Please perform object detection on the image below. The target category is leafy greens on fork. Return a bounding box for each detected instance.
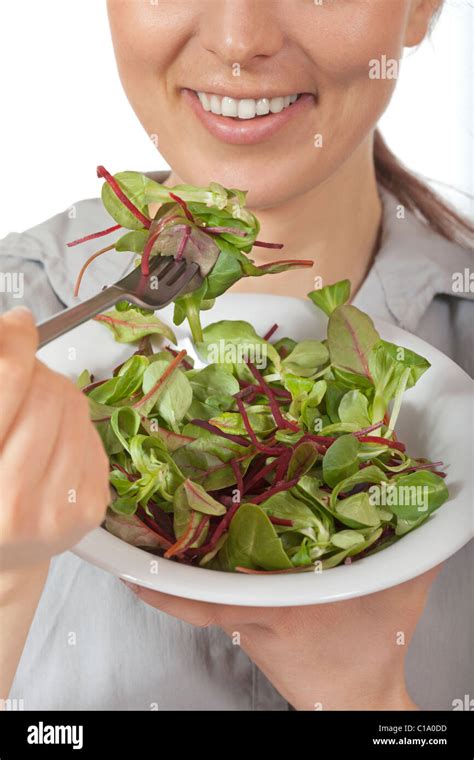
[69,166,313,343]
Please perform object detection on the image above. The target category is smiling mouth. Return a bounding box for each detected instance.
[183,88,314,145]
[195,91,301,120]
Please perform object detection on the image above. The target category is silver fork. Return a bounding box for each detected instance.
[37,256,201,348]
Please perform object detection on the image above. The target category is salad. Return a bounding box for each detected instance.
[71,168,449,573]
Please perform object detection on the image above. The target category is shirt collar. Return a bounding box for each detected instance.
[354,189,473,331]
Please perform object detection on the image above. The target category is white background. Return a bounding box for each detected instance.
[0,0,471,239]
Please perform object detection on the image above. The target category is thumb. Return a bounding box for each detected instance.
[119,580,220,627]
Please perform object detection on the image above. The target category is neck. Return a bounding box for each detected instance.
[162,134,382,298]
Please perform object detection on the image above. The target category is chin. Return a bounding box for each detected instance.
[166,147,325,211]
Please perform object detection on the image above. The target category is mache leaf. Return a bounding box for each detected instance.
[308,280,351,317]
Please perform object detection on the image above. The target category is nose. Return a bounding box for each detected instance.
[199,0,284,69]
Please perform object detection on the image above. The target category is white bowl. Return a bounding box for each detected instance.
[38,294,473,606]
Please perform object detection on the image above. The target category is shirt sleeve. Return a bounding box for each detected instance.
[0,198,133,314]
[0,251,66,321]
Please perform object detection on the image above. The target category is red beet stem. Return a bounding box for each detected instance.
[263,323,279,341]
[67,223,122,248]
[133,350,187,409]
[190,418,250,447]
[73,243,116,297]
[235,396,260,446]
[249,477,299,504]
[247,362,299,432]
[169,192,195,223]
[243,457,279,494]
[140,228,161,276]
[255,443,288,456]
[137,505,175,545]
[300,434,328,453]
[354,421,384,436]
[238,380,290,401]
[165,345,194,370]
[137,511,173,548]
[301,432,335,444]
[358,435,406,452]
[234,385,257,401]
[257,259,313,270]
[191,500,241,556]
[111,463,138,482]
[96,166,151,229]
[187,515,210,550]
[175,225,192,260]
[164,514,197,558]
[235,398,260,446]
[198,452,249,482]
[268,516,294,527]
[81,378,108,394]
[253,240,284,249]
[274,449,292,481]
[404,461,444,473]
[274,388,292,400]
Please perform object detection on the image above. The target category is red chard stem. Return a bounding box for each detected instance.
[97,165,151,229]
[263,323,279,341]
[67,224,122,248]
[253,240,284,249]
[169,192,195,223]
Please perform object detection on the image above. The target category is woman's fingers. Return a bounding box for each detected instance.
[119,564,446,638]
[119,581,283,631]
[0,307,38,444]
[120,583,222,628]
[35,389,110,542]
[1,362,66,486]
[0,325,111,569]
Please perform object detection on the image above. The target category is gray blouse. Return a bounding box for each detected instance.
[1,187,472,711]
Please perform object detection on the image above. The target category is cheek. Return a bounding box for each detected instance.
[300,3,410,145]
[107,1,193,102]
[302,2,409,83]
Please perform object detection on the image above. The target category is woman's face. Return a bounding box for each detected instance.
[107,0,435,208]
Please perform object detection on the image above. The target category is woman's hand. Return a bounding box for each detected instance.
[121,565,440,711]
[0,306,111,571]
[0,305,111,700]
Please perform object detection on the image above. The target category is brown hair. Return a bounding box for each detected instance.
[374,131,473,250]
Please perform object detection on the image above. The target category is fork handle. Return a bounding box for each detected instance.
[37,285,123,348]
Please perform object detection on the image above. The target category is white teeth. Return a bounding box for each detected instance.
[238,99,256,119]
[196,91,299,119]
[210,94,222,115]
[197,92,211,111]
[221,96,238,117]
[270,96,285,113]
[256,97,270,116]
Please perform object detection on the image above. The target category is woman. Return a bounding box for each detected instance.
[1,0,472,711]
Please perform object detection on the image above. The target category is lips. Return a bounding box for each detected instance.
[182,88,315,146]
